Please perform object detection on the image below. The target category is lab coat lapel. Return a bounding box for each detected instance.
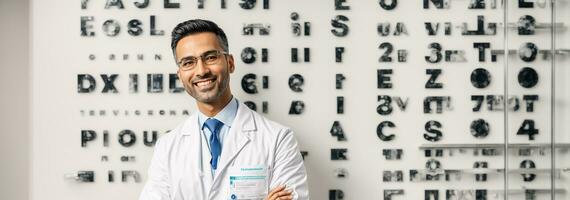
[180,113,207,180]
[213,103,256,183]
[181,113,215,199]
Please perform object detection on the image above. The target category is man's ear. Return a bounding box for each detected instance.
[228,55,235,73]
[228,54,235,73]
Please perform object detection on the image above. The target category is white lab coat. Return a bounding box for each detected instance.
[139,103,310,200]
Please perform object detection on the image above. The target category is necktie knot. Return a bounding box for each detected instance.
[204,118,224,134]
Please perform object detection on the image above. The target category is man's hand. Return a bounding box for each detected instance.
[265,185,293,200]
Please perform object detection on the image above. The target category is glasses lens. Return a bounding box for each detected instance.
[204,53,221,65]
[180,59,197,70]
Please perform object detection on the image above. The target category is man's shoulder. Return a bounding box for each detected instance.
[156,122,183,146]
[157,114,196,144]
[245,107,292,135]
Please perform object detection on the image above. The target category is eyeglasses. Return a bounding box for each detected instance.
[177,50,228,71]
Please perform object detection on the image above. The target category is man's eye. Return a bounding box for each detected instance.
[205,55,218,61]
[183,60,196,66]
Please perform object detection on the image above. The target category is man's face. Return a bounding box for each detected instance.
[175,32,235,104]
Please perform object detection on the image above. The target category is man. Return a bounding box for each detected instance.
[139,19,309,200]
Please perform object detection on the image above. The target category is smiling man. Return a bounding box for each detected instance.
[138,19,310,200]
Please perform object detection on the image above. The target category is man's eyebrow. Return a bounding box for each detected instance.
[178,50,219,62]
[201,49,220,55]
[178,56,195,63]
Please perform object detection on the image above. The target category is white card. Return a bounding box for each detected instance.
[229,166,269,200]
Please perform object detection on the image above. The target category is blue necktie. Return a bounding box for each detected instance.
[204,118,224,170]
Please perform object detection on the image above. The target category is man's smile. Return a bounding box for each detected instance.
[193,78,216,90]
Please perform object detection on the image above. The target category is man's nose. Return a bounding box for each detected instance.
[195,59,210,76]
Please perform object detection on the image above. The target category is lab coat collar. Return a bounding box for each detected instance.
[230,101,257,132]
[180,101,256,136]
[216,101,256,166]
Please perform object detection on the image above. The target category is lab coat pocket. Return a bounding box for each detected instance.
[228,166,269,200]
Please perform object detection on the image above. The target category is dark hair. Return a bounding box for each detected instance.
[170,19,229,57]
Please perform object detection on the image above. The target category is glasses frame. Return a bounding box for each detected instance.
[177,50,229,71]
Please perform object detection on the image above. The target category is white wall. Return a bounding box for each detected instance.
[26,0,570,199]
[1,0,568,199]
[0,0,30,200]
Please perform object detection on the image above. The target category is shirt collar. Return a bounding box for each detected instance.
[198,97,239,130]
